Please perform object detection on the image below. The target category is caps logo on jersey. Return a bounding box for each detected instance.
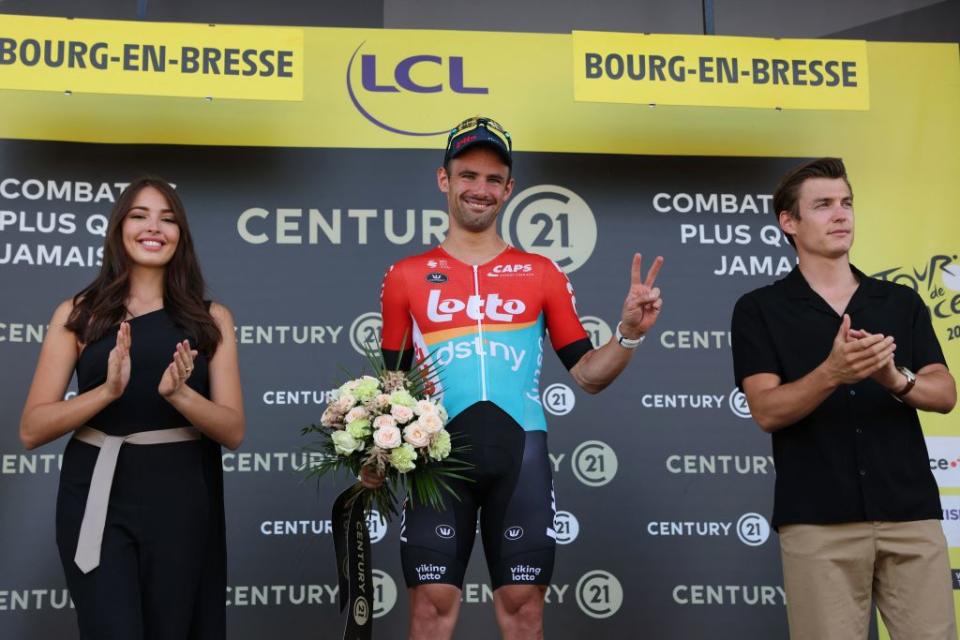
[487,263,534,278]
[426,272,448,283]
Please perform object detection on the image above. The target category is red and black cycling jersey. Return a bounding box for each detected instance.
[380,245,592,431]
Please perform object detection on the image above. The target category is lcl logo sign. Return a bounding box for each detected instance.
[359,54,487,95]
[347,42,490,136]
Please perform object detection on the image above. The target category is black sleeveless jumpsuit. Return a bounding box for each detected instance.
[56,309,227,639]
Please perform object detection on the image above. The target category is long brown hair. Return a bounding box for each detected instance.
[66,177,222,354]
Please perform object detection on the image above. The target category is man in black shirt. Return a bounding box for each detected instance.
[731,158,957,639]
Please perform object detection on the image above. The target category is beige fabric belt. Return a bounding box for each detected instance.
[72,425,201,574]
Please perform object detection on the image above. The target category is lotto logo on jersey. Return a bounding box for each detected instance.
[426,290,526,322]
[488,263,534,277]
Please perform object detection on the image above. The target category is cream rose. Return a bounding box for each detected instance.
[320,406,342,428]
[391,404,415,424]
[373,425,402,449]
[414,399,437,416]
[373,414,397,430]
[373,394,392,410]
[345,407,369,424]
[403,423,431,448]
[417,413,444,434]
[334,392,357,413]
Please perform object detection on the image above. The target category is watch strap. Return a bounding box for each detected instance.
[615,322,644,349]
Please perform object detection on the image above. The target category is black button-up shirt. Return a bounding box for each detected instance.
[731,265,945,528]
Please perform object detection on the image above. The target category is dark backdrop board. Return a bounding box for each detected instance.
[0,139,880,639]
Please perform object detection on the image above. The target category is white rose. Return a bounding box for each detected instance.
[417,413,444,434]
[373,394,392,410]
[331,430,362,456]
[373,425,402,449]
[345,407,369,424]
[373,414,397,430]
[391,405,414,424]
[414,399,437,416]
[334,392,357,413]
[403,423,431,448]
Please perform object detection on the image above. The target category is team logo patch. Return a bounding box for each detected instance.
[435,525,456,539]
[504,526,524,540]
[426,272,448,283]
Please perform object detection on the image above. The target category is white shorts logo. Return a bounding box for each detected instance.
[504,526,524,541]
[575,570,623,619]
[543,383,576,416]
[500,185,597,274]
[350,312,382,356]
[435,524,455,539]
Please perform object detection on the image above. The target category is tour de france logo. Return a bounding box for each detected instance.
[575,570,624,619]
[500,185,597,274]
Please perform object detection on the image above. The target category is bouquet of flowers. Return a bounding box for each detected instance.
[302,345,469,520]
[303,343,468,639]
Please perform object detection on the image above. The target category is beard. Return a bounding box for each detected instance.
[450,201,500,233]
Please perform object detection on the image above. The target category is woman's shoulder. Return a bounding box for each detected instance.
[208,301,235,324]
[52,297,78,324]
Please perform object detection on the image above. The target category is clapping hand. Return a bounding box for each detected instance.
[846,322,901,390]
[159,340,198,398]
[825,314,896,385]
[105,322,132,400]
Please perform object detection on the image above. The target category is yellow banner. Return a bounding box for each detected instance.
[572,32,870,110]
[0,15,303,100]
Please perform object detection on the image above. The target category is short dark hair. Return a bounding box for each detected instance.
[442,149,512,180]
[773,157,852,248]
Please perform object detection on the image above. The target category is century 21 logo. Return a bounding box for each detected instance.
[347,41,488,136]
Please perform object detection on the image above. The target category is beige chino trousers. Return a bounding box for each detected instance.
[779,520,956,640]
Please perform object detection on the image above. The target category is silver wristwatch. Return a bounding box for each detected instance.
[894,366,916,397]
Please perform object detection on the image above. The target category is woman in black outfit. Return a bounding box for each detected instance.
[20,177,244,639]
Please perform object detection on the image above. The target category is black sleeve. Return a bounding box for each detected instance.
[731,293,783,390]
[909,293,947,371]
[382,348,414,372]
[556,337,594,371]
